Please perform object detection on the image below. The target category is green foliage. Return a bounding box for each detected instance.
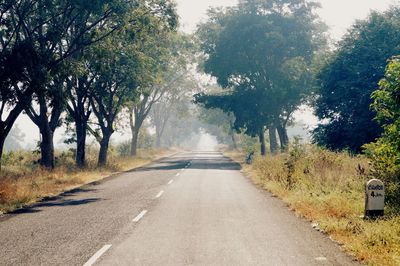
[0,0,179,168]
[365,58,400,210]
[196,0,326,153]
[0,0,137,168]
[313,8,400,152]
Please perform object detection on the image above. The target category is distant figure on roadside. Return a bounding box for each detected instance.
[246,151,254,164]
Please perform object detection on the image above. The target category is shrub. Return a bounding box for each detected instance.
[116,141,131,157]
[365,57,400,211]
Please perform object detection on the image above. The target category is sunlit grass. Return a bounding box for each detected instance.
[225,146,400,266]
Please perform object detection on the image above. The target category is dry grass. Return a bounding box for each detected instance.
[0,148,177,214]
[225,146,400,266]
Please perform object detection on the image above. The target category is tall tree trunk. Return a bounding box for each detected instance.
[277,124,289,152]
[67,76,92,168]
[231,133,237,149]
[26,91,62,170]
[130,126,140,156]
[259,128,266,156]
[229,121,237,149]
[98,132,111,167]
[129,106,145,156]
[269,127,278,154]
[39,123,55,169]
[156,133,162,148]
[75,120,87,168]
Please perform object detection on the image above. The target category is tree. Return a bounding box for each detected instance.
[0,1,40,168]
[128,33,189,156]
[89,2,177,165]
[195,87,270,154]
[65,59,95,168]
[196,0,325,155]
[65,1,167,167]
[160,102,203,148]
[313,8,400,152]
[364,57,400,209]
[88,31,145,166]
[149,65,197,148]
[0,0,129,169]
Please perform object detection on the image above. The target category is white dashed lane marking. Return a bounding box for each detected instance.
[155,190,164,198]
[83,245,112,266]
[168,179,174,185]
[132,210,148,222]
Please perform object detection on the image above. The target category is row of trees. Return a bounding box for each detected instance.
[4,0,400,170]
[194,0,326,155]
[0,0,187,169]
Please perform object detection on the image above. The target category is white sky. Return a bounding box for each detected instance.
[11,0,400,147]
[177,0,399,40]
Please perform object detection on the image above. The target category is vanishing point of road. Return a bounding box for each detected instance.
[0,151,358,265]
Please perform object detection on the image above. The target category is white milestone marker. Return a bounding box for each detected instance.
[365,179,385,217]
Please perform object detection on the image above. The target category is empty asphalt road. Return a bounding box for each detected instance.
[0,151,358,266]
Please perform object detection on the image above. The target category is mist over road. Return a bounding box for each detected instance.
[0,151,357,265]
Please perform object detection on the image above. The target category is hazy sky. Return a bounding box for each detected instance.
[177,0,399,40]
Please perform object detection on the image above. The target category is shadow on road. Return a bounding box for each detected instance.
[134,156,241,172]
[10,198,102,215]
[3,187,102,218]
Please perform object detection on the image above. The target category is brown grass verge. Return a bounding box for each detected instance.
[0,148,177,214]
[224,147,400,266]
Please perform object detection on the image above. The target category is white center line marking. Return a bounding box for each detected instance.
[132,210,148,222]
[155,190,164,198]
[83,244,112,266]
[168,179,174,185]
[315,257,327,261]
[181,168,185,172]
[175,173,180,177]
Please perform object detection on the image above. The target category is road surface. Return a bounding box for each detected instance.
[0,151,358,265]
